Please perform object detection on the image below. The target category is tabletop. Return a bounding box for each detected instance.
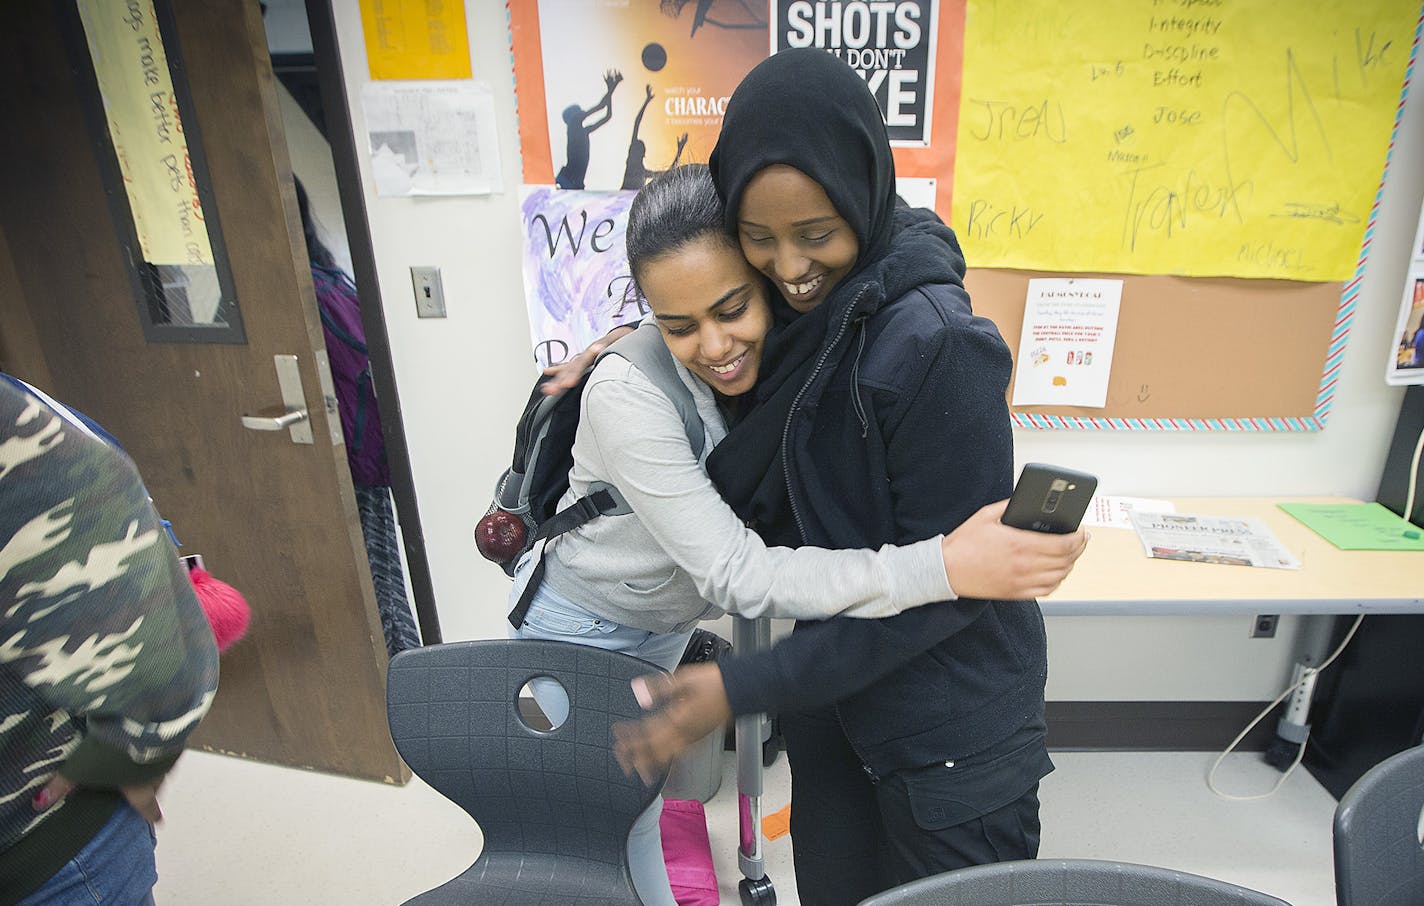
[1040,497,1423,616]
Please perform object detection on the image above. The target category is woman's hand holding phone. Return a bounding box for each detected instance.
[941,499,1089,600]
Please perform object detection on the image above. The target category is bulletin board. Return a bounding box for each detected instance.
[951,0,1423,430]
[506,0,1423,431]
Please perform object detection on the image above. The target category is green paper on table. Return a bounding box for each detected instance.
[1278,502,1424,551]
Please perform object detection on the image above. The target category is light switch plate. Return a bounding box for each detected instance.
[410,266,446,318]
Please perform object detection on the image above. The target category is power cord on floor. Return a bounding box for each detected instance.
[1208,419,1423,800]
[1403,415,1424,528]
[1206,613,1364,801]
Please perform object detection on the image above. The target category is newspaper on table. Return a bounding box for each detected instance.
[1128,511,1301,570]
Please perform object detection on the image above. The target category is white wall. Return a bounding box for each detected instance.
[328,2,1424,701]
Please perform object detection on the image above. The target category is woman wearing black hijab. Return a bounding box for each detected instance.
[618,49,1088,905]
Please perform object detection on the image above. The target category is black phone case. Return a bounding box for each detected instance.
[1001,463,1098,534]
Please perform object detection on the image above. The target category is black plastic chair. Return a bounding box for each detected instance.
[1334,743,1424,906]
[386,639,668,905]
[855,859,1291,905]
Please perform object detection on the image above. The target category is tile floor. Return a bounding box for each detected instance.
[151,747,1337,904]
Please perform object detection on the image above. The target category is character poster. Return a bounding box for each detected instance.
[512,0,769,193]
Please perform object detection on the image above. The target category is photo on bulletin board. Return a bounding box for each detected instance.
[1386,260,1424,386]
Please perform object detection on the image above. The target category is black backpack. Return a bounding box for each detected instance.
[476,324,705,627]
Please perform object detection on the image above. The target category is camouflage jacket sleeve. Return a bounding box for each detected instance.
[0,378,219,788]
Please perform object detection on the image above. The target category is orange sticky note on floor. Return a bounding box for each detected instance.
[762,804,791,841]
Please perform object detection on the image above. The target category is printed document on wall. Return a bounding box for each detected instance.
[361,81,501,196]
[1012,279,1123,408]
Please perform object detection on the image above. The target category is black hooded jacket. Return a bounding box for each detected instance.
[706,49,1048,776]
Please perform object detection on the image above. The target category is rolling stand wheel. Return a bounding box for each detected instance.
[739,875,776,905]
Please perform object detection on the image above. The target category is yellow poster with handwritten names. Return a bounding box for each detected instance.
[75,0,213,267]
[952,0,1419,281]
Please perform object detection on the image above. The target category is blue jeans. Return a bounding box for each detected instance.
[509,557,693,906]
[20,803,157,906]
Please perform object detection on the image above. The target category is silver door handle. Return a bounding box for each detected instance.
[241,355,315,444]
[241,409,308,431]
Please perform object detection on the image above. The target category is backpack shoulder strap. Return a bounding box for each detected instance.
[599,323,705,459]
[503,326,707,628]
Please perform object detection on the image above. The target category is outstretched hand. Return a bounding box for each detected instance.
[941,499,1089,600]
[613,663,730,785]
[33,772,165,824]
[539,324,637,397]
[605,69,624,90]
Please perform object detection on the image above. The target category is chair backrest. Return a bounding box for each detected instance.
[1334,743,1424,906]
[386,639,667,870]
[856,859,1291,906]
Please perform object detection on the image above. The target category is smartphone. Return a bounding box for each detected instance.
[1001,463,1098,534]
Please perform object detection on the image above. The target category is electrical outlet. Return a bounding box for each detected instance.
[1251,613,1279,638]
[410,266,446,318]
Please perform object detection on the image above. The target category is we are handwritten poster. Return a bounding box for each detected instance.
[518,187,642,369]
[953,0,1418,281]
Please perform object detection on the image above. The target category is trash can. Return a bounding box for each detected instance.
[662,629,730,802]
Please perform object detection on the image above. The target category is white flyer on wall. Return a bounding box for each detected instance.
[361,81,502,196]
[1011,278,1123,408]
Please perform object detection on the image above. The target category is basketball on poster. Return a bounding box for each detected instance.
[521,0,768,192]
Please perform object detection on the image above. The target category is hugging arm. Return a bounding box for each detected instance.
[540,324,637,396]
[581,368,954,621]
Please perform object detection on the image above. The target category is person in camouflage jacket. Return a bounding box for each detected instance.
[0,375,219,904]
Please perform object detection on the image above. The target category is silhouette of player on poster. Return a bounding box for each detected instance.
[555,69,623,190]
[621,84,688,190]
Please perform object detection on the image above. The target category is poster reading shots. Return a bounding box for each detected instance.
[770,1,939,146]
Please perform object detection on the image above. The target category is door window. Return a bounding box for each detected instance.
[69,0,245,343]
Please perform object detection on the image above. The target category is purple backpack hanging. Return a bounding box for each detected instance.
[312,265,389,487]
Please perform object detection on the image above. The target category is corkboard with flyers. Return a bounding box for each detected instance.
[969,271,1340,429]
[947,1,1424,431]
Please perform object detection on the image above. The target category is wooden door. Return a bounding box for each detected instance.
[0,0,406,782]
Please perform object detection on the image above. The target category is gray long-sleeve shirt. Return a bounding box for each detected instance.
[541,355,954,633]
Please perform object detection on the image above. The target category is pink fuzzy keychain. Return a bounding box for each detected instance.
[186,563,250,652]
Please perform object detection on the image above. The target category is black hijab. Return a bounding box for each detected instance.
[709,48,898,268]
[704,49,905,543]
